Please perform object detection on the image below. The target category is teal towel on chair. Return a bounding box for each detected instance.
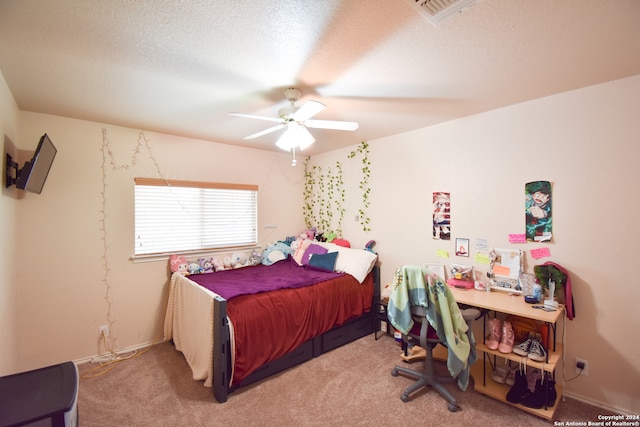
[387,265,476,391]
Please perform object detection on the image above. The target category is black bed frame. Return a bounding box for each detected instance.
[211,264,380,402]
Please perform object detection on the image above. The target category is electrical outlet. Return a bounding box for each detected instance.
[575,358,588,376]
[99,325,109,338]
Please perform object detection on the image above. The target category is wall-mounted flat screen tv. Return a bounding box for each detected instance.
[16,133,57,194]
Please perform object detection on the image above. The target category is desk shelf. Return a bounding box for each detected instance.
[373,299,392,340]
[476,342,563,372]
[449,287,564,420]
[470,361,563,420]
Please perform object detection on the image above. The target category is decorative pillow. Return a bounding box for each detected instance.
[292,239,312,265]
[301,244,328,265]
[332,238,351,248]
[315,242,378,283]
[308,251,338,271]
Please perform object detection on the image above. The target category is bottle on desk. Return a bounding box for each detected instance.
[533,283,542,303]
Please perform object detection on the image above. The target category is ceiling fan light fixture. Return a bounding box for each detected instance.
[275,122,315,151]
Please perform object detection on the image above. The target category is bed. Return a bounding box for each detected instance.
[163,241,380,403]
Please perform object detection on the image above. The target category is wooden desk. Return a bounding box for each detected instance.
[448,287,564,420]
[449,287,562,324]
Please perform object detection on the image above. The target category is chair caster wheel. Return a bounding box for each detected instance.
[391,369,399,377]
[401,394,410,402]
[448,403,459,412]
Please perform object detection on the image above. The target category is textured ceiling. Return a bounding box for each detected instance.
[1,0,639,155]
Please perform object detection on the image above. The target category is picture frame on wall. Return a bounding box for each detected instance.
[455,238,469,257]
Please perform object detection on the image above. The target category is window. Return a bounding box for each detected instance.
[134,178,258,256]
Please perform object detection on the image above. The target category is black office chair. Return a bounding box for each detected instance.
[389,266,481,412]
[391,305,478,411]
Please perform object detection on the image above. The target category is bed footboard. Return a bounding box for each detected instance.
[212,295,230,403]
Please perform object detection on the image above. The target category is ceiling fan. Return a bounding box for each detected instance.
[229,88,359,156]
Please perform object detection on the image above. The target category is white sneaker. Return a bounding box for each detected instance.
[492,365,509,384]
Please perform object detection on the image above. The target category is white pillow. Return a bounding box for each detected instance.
[316,242,378,283]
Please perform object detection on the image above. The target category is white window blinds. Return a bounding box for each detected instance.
[134,178,258,256]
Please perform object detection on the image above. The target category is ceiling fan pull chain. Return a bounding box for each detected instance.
[291,146,297,166]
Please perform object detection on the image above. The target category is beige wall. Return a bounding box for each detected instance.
[312,74,640,415]
[0,70,20,373]
[1,70,638,414]
[2,106,306,373]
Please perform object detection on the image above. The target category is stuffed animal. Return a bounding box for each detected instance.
[290,238,302,252]
[246,248,262,266]
[299,227,316,241]
[213,256,233,271]
[261,241,294,266]
[213,257,226,272]
[198,257,215,273]
[230,252,248,269]
[169,254,189,275]
[365,240,377,253]
[322,232,337,243]
[188,262,203,275]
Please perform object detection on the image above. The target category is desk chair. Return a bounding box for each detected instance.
[387,265,479,411]
[391,306,479,411]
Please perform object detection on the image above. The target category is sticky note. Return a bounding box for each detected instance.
[436,249,449,258]
[493,265,510,276]
[509,234,526,243]
[530,247,551,259]
[475,253,490,264]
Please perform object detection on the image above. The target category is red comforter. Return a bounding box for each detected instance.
[190,258,374,385]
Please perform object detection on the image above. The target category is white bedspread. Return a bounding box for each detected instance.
[164,272,233,387]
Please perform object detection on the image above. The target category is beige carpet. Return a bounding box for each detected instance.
[78,334,610,426]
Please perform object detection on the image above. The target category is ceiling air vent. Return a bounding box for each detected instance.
[405,0,481,26]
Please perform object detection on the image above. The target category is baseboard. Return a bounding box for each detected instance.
[74,339,165,365]
[562,390,632,416]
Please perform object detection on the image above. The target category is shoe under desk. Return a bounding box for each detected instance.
[449,287,564,420]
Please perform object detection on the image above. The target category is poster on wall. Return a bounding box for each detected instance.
[433,192,451,240]
[525,180,552,242]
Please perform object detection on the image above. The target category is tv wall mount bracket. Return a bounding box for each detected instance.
[5,153,21,188]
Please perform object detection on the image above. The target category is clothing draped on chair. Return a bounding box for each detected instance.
[387,265,477,391]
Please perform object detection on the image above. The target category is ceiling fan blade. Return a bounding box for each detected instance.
[298,126,316,150]
[229,112,283,123]
[244,124,286,140]
[304,119,359,131]
[292,100,325,122]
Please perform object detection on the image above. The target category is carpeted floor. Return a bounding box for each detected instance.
[77,334,612,426]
